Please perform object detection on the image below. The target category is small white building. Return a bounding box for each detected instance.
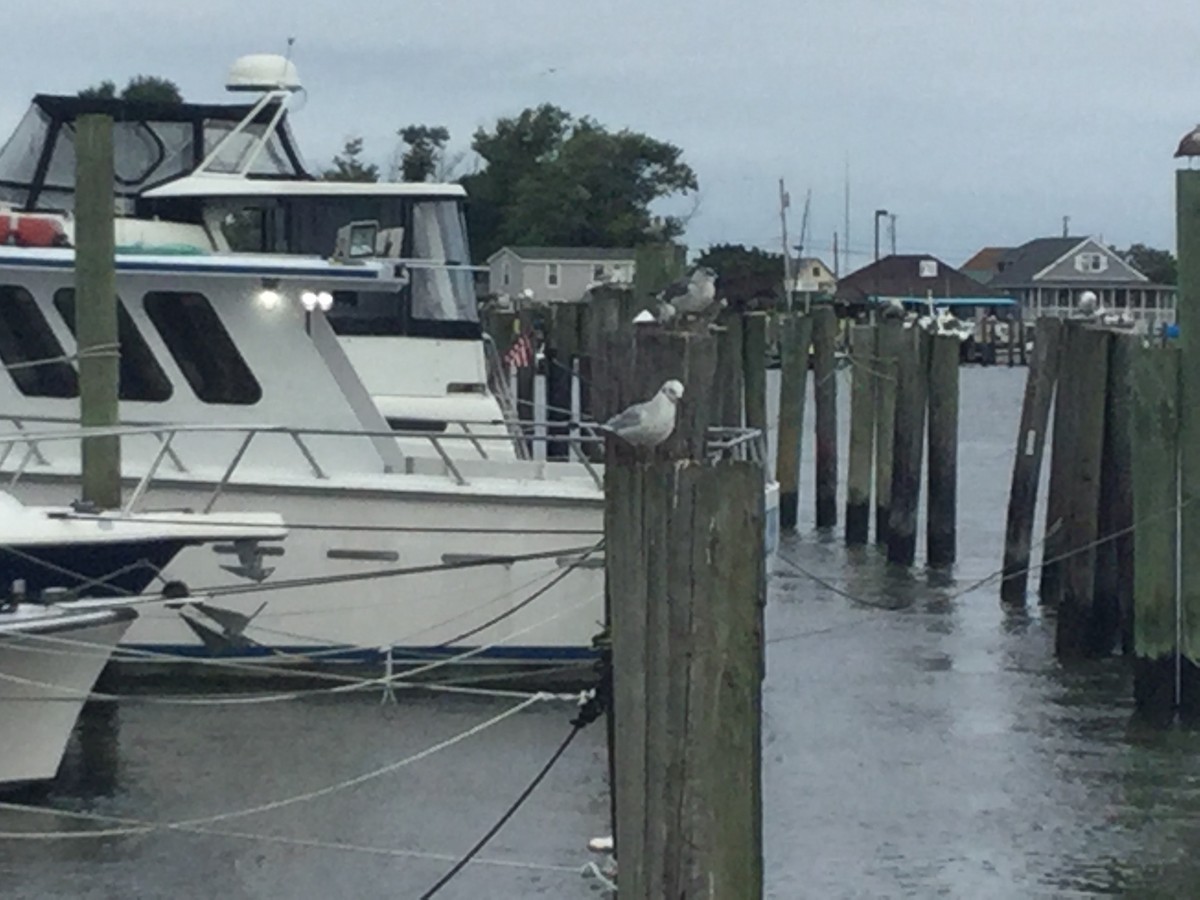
[487,246,636,303]
[791,256,837,294]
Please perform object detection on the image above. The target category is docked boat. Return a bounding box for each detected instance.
[0,491,285,786]
[0,54,780,679]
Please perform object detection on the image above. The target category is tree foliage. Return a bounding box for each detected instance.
[321,137,379,183]
[79,76,182,104]
[1116,243,1176,285]
[695,243,785,308]
[396,125,450,182]
[460,104,697,261]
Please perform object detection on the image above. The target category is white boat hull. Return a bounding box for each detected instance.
[0,607,135,786]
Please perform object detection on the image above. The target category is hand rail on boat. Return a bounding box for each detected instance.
[0,414,767,508]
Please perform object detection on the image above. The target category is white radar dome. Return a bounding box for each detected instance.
[226,55,302,92]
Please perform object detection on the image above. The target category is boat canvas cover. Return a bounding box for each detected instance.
[0,95,309,212]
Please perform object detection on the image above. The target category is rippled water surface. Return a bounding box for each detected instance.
[5,367,1200,899]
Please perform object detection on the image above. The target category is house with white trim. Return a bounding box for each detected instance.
[486,246,636,303]
[962,236,1176,328]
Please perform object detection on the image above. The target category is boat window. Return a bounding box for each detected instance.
[411,201,477,324]
[52,290,172,402]
[326,291,404,336]
[143,292,261,405]
[0,285,78,398]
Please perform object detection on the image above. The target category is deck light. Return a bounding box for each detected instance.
[301,291,319,311]
[317,291,334,311]
[258,278,282,310]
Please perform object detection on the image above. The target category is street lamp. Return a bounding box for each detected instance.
[874,209,889,262]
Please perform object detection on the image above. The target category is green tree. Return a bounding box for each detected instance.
[695,244,785,309]
[396,124,450,182]
[78,80,117,100]
[460,104,697,261]
[321,137,379,183]
[1117,243,1177,285]
[78,76,182,104]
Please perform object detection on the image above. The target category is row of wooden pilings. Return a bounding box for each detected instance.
[1000,171,1200,727]
[483,298,963,567]
[481,287,964,896]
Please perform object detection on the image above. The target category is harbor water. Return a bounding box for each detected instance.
[4,367,1200,898]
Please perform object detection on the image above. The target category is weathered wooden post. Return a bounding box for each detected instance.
[926,333,960,567]
[1001,318,1064,605]
[1095,332,1135,654]
[76,114,120,508]
[1055,326,1111,659]
[887,327,930,566]
[545,303,581,461]
[775,313,812,531]
[1132,345,1180,723]
[577,302,594,422]
[873,320,904,544]
[1039,322,1081,606]
[1177,167,1200,720]
[606,325,764,898]
[515,306,537,453]
[845,324,875,544]
[743,312,768,434]
[812,305,838,528]
[713,310,744,427]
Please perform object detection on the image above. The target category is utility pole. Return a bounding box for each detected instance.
[832,232,839,279]
[75,114,120,509]
[1062,215,1070,238]
[889,214,897,255]
[843,158,851,278]
[779,178,792,305]
[874,209,889,263]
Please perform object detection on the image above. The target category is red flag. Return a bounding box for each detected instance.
[503,332,535,369]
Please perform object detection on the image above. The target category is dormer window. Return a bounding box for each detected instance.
[1075,252,1107,273]
[546,263,560,287]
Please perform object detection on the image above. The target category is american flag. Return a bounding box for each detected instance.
[503,331,535,369]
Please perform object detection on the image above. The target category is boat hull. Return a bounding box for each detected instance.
[0,607,136,786]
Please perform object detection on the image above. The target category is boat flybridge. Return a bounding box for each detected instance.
[0,55,779,679]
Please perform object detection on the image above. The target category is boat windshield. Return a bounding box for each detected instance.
[411,201,475,323]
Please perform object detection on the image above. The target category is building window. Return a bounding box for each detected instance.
[593,264,605,280]
[53,289,172,402]
[502,262,510,287]
[546,263,560,287]
[144,292,261,405]
[0,285,78,398]
[1074,252,1108,274]
[812,266,821,278]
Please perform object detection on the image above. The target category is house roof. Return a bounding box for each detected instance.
[795,256,834,274]
[488,246,637,263]
[988,237,1084,286]
[834,254,1010,303]
[960,246,1010,279]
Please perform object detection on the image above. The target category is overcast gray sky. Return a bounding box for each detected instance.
[8,1,1199,268]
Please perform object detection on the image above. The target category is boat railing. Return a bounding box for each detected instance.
[0,415,767,512]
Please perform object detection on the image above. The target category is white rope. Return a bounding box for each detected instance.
[0,794,580,876]
[0,694,545,840]
[1,343,120,372]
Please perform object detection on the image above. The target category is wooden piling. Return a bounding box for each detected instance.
[887,328,930,566]
[1039,321,1081,606]
[606,327,763,897]
[873,321,904,544]
[1055,326,1111,660]
[742,312,768,434]
[926,333,959,567]
[1001,318,1064,605]
[845,324,875,544]
[713,311,744,428]
[515,306,536,452]
[75,114,120,509]
[1132,345,1181,723]
[812,305,838,528]
[775,313,812,531]
[1177,168,1200,720]
[1096,332,1135,654]
[545,303,581,461]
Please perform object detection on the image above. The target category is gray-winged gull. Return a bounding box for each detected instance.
[597,379,684,447]
[655,267,720,322]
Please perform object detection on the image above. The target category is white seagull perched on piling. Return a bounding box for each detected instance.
[654,267,720,323]
[596,379,685,447]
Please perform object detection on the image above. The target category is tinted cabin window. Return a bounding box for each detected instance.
[143,292,261,405]
[53,289,172,402]
[0,285,78,398]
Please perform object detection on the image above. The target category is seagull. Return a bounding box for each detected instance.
[657,267,718,319]
[1175,124,1200,162]
[595,379,684,447]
